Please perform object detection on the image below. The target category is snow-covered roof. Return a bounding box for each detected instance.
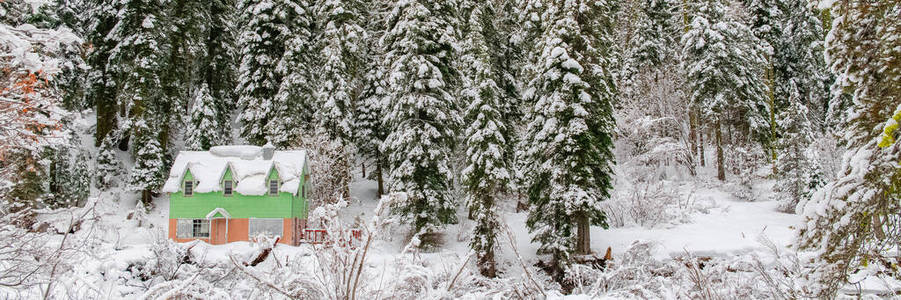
[161,146,308,196]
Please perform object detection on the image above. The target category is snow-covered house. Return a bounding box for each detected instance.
[162,144,311,245]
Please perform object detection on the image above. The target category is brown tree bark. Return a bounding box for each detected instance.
[478,247,497,278]
[716,120,725,181]
[376,151,384,196]
[575,214,591,255]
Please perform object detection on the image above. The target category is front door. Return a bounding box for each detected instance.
[212,219,228,244]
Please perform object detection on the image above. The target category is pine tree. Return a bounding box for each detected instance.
[85,0,120,146]
[631,0,677,71]
[381,0,462,249]
[186,84,223,151]
[206,0,239,129]
[519,0,617,277]
[96,135,122,190]
[107,0,170,149]
[778,0,826,124]
[353,0,391,196]
[316,0,366,145]
[269,0,316,147]
[795,0,900,297]
[129,119,166,206]
[236,0,307,145]
[681,0,767,181]
[47,143,91,208]
[460,2,510,278]
[773,84,824,213]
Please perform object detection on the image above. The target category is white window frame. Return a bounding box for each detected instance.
[184,180,194,197]
[268,179,279,196]
[223,180,233,196]
[249,218,283,238]
[176,219,209,238]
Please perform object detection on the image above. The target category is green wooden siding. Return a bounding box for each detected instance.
[169,166,309,219]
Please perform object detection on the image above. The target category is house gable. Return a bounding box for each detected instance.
[165,146,310,219]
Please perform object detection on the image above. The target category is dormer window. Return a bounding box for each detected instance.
[184,181,194,196]
[224,180,233,196]
[269,180,278,196]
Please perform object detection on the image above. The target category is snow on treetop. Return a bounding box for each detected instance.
[161,146,308,196]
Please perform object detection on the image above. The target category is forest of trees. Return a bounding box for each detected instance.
[0,0,898,296]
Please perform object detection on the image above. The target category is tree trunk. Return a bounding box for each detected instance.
[575,214,591,255]
[375,151,384,196]
[95,94,118,147]
[689,110,698,175]
[478,246,497,278]
[141,189,153,206]
[716,120,725,181]
[699,129,706,167]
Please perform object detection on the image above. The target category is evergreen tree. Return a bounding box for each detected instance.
[186,84,223,151]
[778,0,826,124]
[519,0,617,277]
[47,143,91,208]
[129,119,166,206]
[269,0,316,147]
[85,0,120,146]
[96,134,122,189]
[316,0,367,145]
[773,84,824,213]
[107,0,171,204]
[353,0,391,196]
[681,0,767,181]
[381,0,462,249]
[236,0,306,145]
[631,0,677,71]
[460,2,510,278]
[795,0,900,297]
[206,0,239,129]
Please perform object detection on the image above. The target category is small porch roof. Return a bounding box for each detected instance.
[205,207,231,219]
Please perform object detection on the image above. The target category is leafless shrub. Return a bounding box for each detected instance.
[604,180,694,228]
[296,131,355,206]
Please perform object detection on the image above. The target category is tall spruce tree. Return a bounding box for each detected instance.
[773,84,824,213]
[631,0,677,71]
[269,0,315,147]
[519,0,617,277]
[85,0,120,146]
[129,118,166,206]
[461,2,510,278]
[795,0,900,297]
[186,84,223,150]
[107,0,171,204]
[206,0,239,131]
[681,0,767,181]
[381,0,462,249]
[316,0,366,144]
[236,0,298,145]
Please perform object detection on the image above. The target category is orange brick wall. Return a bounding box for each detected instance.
[169,218,300,245]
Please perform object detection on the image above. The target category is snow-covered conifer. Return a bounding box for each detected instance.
[773,84,824,213]
[681,0,767,180]
[795,0,900,297]
[519,0,617,276]
[129,119,166,206]
[237,0,309,146]
[186,84,223,151]
[631,0,677,71]
[268,0,315,147]
[380,0,462,249]
[96,135,122,190]
[316,0,367,145]
[206,0,240,124]
[460,2,510,278]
